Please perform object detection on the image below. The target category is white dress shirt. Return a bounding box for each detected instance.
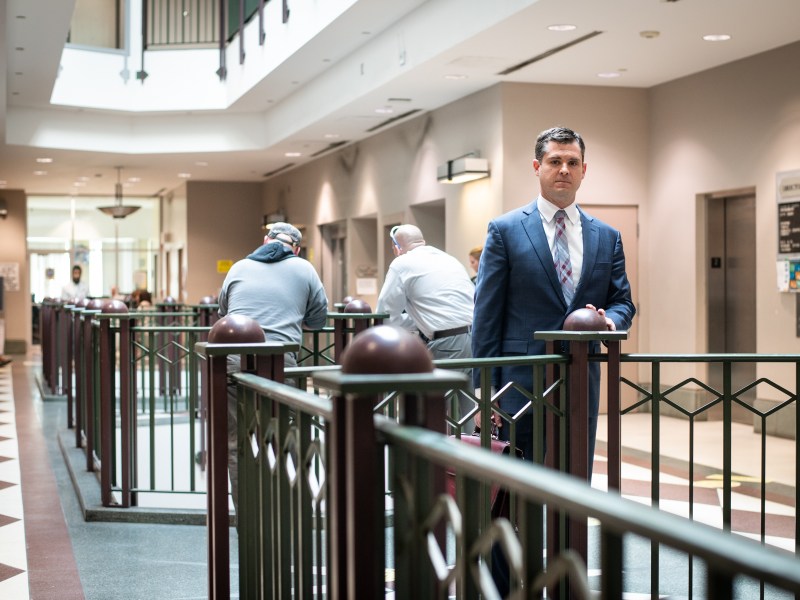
[537,196,583,289]
[376,245,474,340]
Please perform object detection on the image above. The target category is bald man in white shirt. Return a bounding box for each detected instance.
[377,224,475,428]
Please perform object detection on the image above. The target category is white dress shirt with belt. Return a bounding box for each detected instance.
[376,245,474,340]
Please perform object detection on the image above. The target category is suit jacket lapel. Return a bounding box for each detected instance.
[522,202,565,303]
[577,207,599,298]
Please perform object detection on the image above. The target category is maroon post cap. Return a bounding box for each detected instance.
[341,325,433,374]
[208,314,266,344]
[199,295,217,305]
[344,298,372,313]
[341,295,354,305]
[102,299,129,314]
[73,298,90,308]
[162,296,177,304]
[563,307,608,331]
[86,298,106,311]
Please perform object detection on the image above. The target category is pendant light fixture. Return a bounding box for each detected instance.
[98,166,140,218]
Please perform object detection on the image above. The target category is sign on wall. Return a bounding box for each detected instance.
[776,170,800,292]
[0,263,20,292]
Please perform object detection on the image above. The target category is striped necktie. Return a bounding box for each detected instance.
[553,209,575,305]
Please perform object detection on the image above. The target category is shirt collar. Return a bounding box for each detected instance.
[537,196,580,224]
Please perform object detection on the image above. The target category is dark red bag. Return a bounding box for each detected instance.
[446,433,523,519]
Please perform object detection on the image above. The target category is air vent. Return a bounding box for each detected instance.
[263,163,295,177]
[366,109,422,133]
[498,31,603,76]
[311,141,348,157]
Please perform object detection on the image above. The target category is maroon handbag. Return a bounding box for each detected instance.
[446,432,523,519]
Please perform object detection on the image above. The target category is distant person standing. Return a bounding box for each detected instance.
[61,265,89,301]
[468,246,482,284]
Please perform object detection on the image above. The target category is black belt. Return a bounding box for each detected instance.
[420,325,471,343]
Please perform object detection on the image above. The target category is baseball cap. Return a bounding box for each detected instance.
[267,222,302,245]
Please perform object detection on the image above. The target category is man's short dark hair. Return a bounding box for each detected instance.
[534,126,585,162]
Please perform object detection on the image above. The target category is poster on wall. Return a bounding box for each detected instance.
[776,170,800,291]
[777,170,800,255]
[0,263,20,292]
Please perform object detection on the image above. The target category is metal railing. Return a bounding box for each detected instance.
[199,340,800,599]
[144,0,221,47]
[39,302,799,596]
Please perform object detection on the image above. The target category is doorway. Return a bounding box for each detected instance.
[706,190,757,422]
[320,221,348,305]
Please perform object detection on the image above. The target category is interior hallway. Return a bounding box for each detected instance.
[0,349,795,598]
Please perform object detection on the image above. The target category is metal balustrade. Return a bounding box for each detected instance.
[200,341,800,599]
[38,302,799,596]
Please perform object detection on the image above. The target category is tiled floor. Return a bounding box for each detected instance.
[0,355,796,598]
[594,413,796,552]
[0,362,29,598]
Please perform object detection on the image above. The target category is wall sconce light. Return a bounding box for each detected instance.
[437,153,490,184]
[0,197,7,219]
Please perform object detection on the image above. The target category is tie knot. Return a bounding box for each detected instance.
[555,209,567,222]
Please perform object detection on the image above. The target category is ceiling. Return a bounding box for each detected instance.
[2,0,799,198]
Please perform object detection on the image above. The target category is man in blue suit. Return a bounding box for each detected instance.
[472,126,636,473]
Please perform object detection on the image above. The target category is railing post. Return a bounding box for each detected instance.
[535,324,628,599]
[71,300,89,445]
[83,300,104,472]
[312,325,467,600]
[328,303,388,364]
[196,314,296,600]
[606,340,622,492]
[98,300,129,507]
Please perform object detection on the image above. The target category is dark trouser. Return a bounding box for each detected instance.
[427,331,474,432]
[226,353,297,516]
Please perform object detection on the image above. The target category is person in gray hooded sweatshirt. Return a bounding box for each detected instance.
[218,222,329,513]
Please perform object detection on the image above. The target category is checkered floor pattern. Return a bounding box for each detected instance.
[0,363,29,598]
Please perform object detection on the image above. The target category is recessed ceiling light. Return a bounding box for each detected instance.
[36,157,53,163]
[703,34,731,42]
[178,172,192,178]
[73,181,86,187]
[597,71,622,78]
[127,176,141,183]
[195,161,208,167]
[33,170,47,176]
[443,74,467,80]
[285,152,302,157]
[77,176,90,181]
[548,24,577,32]
[374,107,394,114]
[324,133,340,139]
[640,30,660,39]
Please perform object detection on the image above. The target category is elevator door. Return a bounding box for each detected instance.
[707,193,756,422]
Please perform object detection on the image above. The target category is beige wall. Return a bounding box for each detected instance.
[182,181,264,303]
[0,190,31,352]
[261,82,649,299]
[647,41,800,398]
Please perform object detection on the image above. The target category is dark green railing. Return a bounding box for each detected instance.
[40,300,799,596]
[210,346,800,599]
[615,353,800,598]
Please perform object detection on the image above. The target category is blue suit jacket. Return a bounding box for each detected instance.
[472,201,636,446]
